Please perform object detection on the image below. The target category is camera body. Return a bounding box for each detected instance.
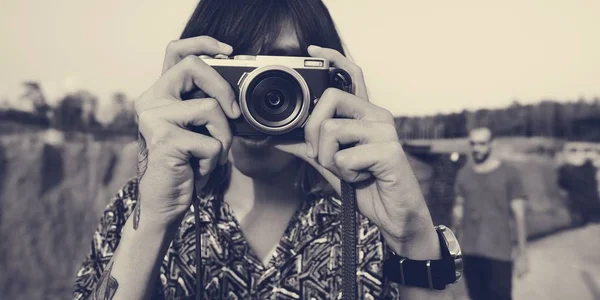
[188,55,352,138]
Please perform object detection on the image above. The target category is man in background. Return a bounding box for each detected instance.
[452,127,529,300]
[558,141,600,225]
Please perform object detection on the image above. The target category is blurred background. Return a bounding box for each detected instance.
[1,1,599,299]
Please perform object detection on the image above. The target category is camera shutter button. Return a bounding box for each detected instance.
[233,55,256,60]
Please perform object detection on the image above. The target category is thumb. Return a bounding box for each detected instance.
[274,141,341,193]
[274,140,311,162]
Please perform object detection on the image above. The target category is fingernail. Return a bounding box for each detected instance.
[231,102,241,118]
[308,45,321,52]
[306,143,314,158]
[218,42,233,53]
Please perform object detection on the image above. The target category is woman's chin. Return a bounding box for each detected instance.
[229,139,298,179]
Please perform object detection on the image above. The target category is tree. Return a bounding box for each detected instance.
[107,92,136,135]
[53,90,102,132]
[21,81,50,117]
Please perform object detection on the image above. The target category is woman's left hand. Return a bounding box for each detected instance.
[276,45,440,258]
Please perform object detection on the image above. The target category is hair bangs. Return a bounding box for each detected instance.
[180,0,344,56]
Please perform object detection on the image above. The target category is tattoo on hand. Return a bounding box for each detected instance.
[93,260,119,300]
[134,131,149,230]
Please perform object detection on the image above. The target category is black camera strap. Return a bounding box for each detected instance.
[193,196,204,300]
[335,69,358,300]
[340,180,358,300]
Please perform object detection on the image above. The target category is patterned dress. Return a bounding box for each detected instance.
[73,178,402,299]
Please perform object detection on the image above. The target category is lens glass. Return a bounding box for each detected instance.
[245,70,304,128]
[265,90,285,110]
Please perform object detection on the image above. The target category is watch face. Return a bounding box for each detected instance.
[454,256,464,282]
[436,225,463,282]
[436,225,462,256]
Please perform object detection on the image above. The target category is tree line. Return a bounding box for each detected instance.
[0,82,136,137]
[3,81,599,142]
[395,98,600,142]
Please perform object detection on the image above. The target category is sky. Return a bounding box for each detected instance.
[0,0,599,116]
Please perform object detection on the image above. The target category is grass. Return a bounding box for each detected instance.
[0,131,136,300]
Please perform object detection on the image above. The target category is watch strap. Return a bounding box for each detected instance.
[382,227,458,290]
[382,255,457,290]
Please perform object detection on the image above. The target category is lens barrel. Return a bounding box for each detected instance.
[239,66,310,135]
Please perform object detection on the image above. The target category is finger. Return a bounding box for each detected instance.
[304,88,394,158]
[153,55,240,119]
[317,119,398,173]
[148,126,222,177]
[307,45,368,100]
[139,98,232,164]
[333,142,404,183]
[174,129,222,177]
[162,36,233,74]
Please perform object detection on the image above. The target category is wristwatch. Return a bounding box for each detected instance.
[382,225,463,290]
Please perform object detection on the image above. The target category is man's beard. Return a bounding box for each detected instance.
[472,151,491,164]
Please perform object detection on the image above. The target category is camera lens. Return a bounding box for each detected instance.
[265,90,284,110]
[245,70,304,128]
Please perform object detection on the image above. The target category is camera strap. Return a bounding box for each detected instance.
[335,68,358,300]
[193,197,204,300]
[340,180,358,300]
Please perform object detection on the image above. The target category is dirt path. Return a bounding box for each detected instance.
[451,224,600,300]
[514,224,600,300]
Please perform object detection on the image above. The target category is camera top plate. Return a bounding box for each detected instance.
[200,55,330,70]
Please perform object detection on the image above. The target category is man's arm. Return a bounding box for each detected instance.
[452,196,464,232]
[452,174,465,233]
[506,163,529,277]
[511,198,528,261]
[510,193,529,278]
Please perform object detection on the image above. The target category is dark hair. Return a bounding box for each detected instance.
[182,0,343,198]
[180,0,345,56]
[469,127,494,142]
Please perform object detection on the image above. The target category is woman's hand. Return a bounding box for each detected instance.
[276,45,439,258]
[133,36,240,229]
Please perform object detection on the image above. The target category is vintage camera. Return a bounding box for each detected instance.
[186,55,352,138]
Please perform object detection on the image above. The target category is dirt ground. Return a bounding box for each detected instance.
[450,223,600,300]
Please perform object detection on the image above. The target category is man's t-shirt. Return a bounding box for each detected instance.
[558,161,600,222]
[73,178,403,299]
[455,161,526,262]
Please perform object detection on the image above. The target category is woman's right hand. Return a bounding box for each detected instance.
[133,36,241,229]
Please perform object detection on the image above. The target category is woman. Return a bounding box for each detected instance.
[73,0,453,299]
